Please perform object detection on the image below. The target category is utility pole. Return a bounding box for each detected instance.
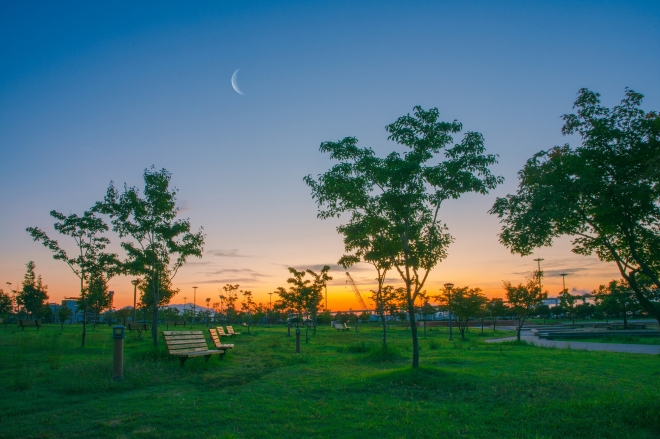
[192,286,198,319]
[533,258,544,290]
[560,273,568,293]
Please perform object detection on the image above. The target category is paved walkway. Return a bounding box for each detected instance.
[484,333,660,355]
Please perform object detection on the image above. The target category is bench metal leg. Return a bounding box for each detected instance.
[204,355,211,363]
[179,357,188,367]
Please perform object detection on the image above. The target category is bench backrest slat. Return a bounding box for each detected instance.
[162,331,211,354]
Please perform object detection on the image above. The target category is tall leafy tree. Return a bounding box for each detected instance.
[490,89,660,323]
[27,210,119,346]
[95,167,205,346]
[306,106,502,367]
[57,306,72,329]
[558,290,578,325]
[16,261,49,318]
[503,278,547,341]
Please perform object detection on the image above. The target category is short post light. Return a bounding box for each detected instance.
[295,327,301,353]
[112,325,126,381]
[444,283,454,341]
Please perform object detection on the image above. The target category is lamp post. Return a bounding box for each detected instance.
[444,283,454,341]
[112,325,125,380]
[192,286,198,323]
[131,279,139,323]
[534,258,544,290]
[206,298,211,327]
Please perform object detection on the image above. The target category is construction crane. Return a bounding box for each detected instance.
[345,272,368,310]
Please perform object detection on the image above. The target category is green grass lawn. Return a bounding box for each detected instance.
[1,322,659,439]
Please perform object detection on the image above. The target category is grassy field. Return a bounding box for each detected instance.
[1,322,659,439]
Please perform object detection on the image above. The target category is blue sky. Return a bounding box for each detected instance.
[1,1,658,308]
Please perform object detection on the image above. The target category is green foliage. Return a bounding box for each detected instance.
[503,278,547,340]
[306,106,502,368]
[275,266,331,322]
[27,209,120,347]
[95,167,205,345]
[0,289,14,316]
[15,261,49,318]
[491,88,660,322]
[56,306,72,328]
[436,285,487,340]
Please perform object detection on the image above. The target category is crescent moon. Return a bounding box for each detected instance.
[231,69,244,95]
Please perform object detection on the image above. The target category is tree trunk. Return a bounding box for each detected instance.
[407,295,420,368]
[151,266,159,347]
[481,317,484,334]
[81,277,86,348]
[381,312,387,348]
[517,317,522,342]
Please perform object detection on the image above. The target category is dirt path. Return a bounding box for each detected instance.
[484,333,660,355]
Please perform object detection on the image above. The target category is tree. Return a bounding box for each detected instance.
[0,289,14,319]
[27,210,120,347]
[487,298,508,332]
[535,303,551,324]
[559,290,579,326]
[114,307,132,323]
[84,273,111,327]
[306,106,502,368]
[594,279,639,326]
[436,286,486,340]
[490,88,660,324]
[57,306,72,329]
[503,278,547,341]
[16,262,49,318]
[222,284,240,324]
[275,266,331,331]
[95,167,205,346]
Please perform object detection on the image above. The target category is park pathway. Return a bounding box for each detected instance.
[484,331,660,355]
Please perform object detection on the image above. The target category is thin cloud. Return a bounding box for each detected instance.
[193,278,267,284]
[200,268,269,278]
[207,249,250,258]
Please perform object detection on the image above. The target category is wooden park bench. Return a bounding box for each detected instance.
[18,319,42,330]
[216,326,229,337]
[226,326,240,336]
[164,320,186,329]
[162,331,225,367]
[334,323,349,331]
[208,328,235,350]
[126,322,149,337]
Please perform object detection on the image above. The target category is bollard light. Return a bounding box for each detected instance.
[113,325,125,339]
[112,325,125,381]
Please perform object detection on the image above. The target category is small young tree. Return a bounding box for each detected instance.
[487,298,508,331]
[95,167,204,346]
[436,286,486,340]
[0,289,14,320]
[114,307,132,323]
[84,274,111,327]
[16,262,49,318]
[535,304,551,324]
[594,280,638,326]
[27,210,119,347]
[559,290,578,326]
[220,284,239,324]
[57,306,72,329]
[504,279,547,341]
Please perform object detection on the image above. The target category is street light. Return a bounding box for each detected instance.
[131,279,140,323]
[533,258,544,290]
[444,283,454,341]
[205,298,211,327]
[219,295,225,324]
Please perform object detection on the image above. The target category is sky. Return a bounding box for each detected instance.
[1,0,659,311]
